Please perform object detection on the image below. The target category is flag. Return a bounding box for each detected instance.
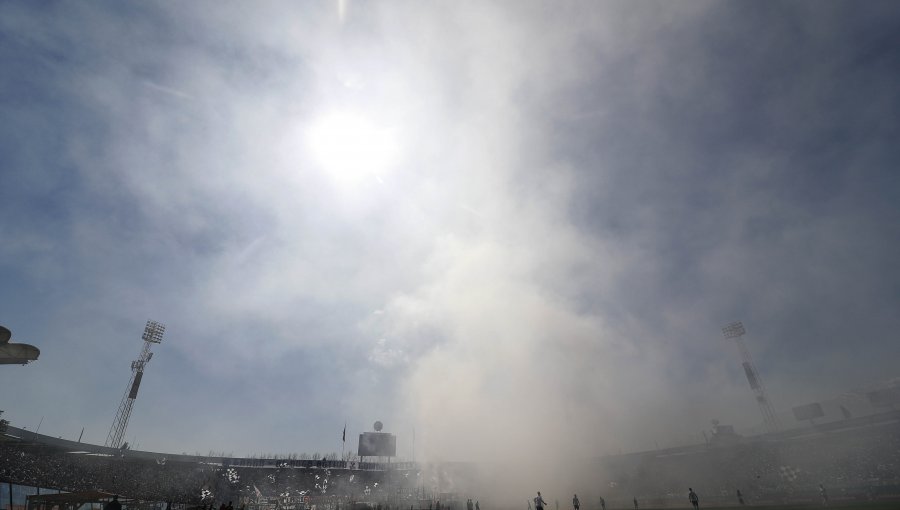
[342,423,346,442]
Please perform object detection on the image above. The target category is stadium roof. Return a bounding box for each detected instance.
[27,491,119,504]
[0,325,40,365]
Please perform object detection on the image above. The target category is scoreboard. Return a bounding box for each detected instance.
[358,432,397,457]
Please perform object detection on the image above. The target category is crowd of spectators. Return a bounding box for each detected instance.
[0,443,418,506]
[0,444,216,503]
[3,418,898,508]
[599,420,900,505]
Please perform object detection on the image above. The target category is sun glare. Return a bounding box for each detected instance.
[306,112,399,184]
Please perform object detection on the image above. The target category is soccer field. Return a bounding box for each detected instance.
[618,504,900,510]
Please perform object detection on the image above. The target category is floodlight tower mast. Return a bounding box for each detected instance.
[105,320,166,449]
[722,321,780,433]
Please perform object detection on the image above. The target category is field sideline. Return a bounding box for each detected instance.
[583,504,900,510]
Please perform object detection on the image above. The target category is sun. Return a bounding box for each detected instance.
[306,111,399,184]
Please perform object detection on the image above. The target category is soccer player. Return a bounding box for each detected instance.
[688,488,699,510]
[534,492,548,510]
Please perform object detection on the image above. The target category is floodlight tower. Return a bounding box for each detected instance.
[105,320,166,449]
[722,321,780,433]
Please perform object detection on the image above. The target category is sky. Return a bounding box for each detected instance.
[1,1,899,464]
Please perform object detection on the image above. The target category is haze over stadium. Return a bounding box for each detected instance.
[2,0,900,505]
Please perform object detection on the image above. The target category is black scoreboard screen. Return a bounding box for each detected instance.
[358,432,396,457]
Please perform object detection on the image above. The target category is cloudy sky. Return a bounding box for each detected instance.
[1,1,898,462]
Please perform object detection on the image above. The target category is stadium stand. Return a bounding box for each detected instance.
[1,427,421,507]
[597,411,900,507]
[2,411,899,508]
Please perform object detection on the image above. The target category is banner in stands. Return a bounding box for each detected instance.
[867,387,900,407]
[792,402,825,421]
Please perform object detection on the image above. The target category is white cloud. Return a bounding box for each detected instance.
[0,1,898,476]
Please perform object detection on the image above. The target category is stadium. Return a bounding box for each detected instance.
[2,2,900,510]
[3,398,900,510]
[3,323,900,510]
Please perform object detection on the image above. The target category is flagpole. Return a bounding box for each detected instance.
[341,422,347,461]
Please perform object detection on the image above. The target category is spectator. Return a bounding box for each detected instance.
[104,495,122,510]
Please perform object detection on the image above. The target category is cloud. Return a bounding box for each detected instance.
[368,338,408,369]
[0,2,898,487]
